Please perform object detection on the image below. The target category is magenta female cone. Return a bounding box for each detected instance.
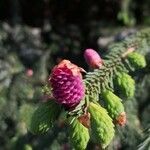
[49,60,85,109]
[84,49,103,69]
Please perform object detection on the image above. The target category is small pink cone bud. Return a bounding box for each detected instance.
[49,60,85,109]
[115,112,126,126]
[84,49,103,69]
[26,69,33,77]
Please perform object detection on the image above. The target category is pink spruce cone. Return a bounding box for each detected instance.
[49,60,85,109]
[84,48,103,69]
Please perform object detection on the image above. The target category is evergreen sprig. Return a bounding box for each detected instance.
[85,29,150,98]
[69,118,90,150]
[21,28,149,149]
[137,125,150,150]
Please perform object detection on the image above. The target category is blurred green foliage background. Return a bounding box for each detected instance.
[0,0,150,150]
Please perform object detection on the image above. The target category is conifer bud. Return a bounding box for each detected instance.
[114,72,135,98]
[84,49,103,69]
[89,102,115,148]
[127,52,146,69]
[69,118,90,150]
[102,90,126,126]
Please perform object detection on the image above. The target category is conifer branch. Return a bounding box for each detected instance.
[22,28,149,150]
[85,29,150,98]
